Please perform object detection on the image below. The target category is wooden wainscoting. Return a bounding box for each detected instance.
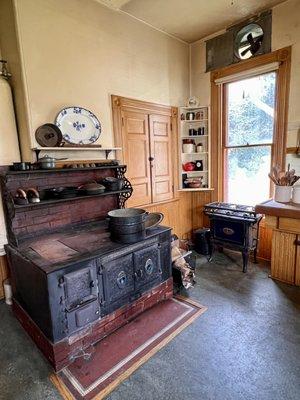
[256,222,273,261]
[144,191,212,240]
[0,255,8,299]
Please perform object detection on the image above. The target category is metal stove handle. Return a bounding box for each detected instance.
[134,269,143,280]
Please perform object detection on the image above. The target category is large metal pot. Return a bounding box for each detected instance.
[108,208,164,243]
[108,208,148,224]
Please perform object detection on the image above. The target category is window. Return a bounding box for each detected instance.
[223,72,276,205]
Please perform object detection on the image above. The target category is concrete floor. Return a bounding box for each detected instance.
[0,251,299,400]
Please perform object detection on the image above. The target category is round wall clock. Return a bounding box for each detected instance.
[234,23,264,60]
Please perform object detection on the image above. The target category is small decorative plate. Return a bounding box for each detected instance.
[55,107,101,145]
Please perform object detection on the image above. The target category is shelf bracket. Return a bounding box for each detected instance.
[105,150,112,160]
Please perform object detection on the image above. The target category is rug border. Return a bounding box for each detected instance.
[50,296,207,400]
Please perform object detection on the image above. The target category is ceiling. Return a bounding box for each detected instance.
[97,0,287,43]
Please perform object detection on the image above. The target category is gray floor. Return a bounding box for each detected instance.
[0,252,300,400]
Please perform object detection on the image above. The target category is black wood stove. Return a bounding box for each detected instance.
[0,164,172,371]
[204,202,262,272]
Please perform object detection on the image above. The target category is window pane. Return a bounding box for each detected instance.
[227,72,276,146]
[225,146,271,206]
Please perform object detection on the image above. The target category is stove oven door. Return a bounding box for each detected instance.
[212,218,245,246]
[101,253,135,313]
[62,262,101,335]
[133,243,162,293]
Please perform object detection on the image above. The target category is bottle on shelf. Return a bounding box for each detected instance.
[196,143,203,153]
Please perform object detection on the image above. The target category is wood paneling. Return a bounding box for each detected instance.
[271,230,296,284]
[192,191,212,230]
[0,255,8,299]
[145,200,180,237]
[149,114,173,203]
[121,110,152,207]
[257,223,273,261]
[295,235,300,286]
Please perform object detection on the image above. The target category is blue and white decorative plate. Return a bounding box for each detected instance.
[55,107,101,145]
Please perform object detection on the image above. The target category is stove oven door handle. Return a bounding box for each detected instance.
[134,269,144,280]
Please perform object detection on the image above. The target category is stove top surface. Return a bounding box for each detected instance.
[206,202,255,212]
[204,202,262,221]
[18,221,170,273]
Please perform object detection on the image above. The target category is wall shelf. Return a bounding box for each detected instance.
[7,164,125,174]
[181,170,208,174]
[31,147,122,160]
[179,105,211,190]
[31,146,122,151]
[181,135,208,139]
[14,188,132,210]
[182,152,208,155]
[180,119,208,123]
[178,188,214,192]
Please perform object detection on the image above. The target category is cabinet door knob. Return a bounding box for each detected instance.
[295,240,300,246]
[148,156,154,162]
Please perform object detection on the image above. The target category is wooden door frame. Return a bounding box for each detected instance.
[111,95,179,204]
[210,46,291,202]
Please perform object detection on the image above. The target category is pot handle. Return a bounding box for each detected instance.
[146,212,164,228]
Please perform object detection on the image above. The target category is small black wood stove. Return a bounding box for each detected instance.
[204,202,262,272]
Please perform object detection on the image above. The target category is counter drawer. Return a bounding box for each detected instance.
[278,217,300,233]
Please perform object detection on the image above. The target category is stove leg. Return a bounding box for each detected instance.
[253,248,258,264]
[242,251,249,273]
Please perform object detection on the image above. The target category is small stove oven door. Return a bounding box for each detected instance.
[212,218,246,246]
[62,262,101,335]
[133,243,162,293]
[64,264,98,310]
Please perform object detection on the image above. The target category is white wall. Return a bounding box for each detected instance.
[12,0,189,160]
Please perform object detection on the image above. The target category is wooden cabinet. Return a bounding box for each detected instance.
[295,239,300,286]
[271,230,297,284]
[149,114,173,203]
[0,255,8,299]
[121,110,152,207]
[265,215,300,286]
[113,96,175,207]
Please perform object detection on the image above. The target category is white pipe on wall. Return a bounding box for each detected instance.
[0,75,21,255]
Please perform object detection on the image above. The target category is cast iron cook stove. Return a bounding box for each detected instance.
[0,164,173,371]
[204,202,262,272]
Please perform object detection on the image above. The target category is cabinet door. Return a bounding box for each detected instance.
[149,114,173,203]
[295,235,300,286]
[121,110,152,206]
[271,230,296,284]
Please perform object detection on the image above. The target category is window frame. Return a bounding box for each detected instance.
[210,47,291,202]
[222,74,277,203]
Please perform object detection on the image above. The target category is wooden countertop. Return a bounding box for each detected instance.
[255,199,300,219]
